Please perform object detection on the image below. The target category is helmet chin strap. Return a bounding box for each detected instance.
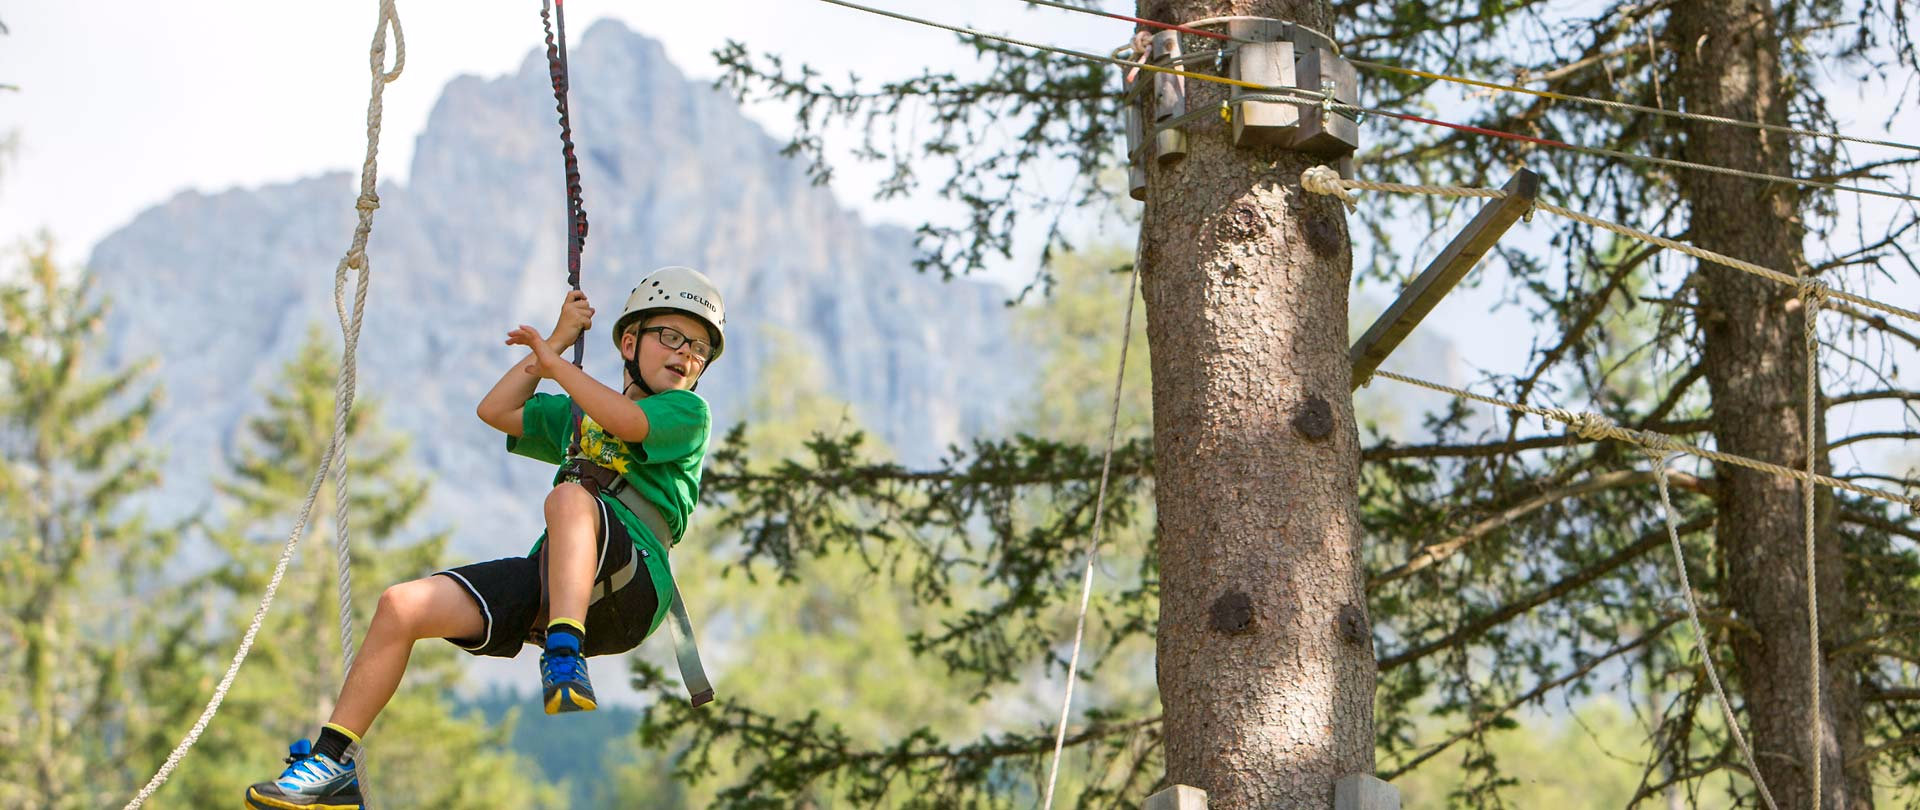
[621,335,700,397]
[624,352,659,397]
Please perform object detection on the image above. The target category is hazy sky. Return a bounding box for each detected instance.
[3,2,1917,472]
[0,1,1120,268]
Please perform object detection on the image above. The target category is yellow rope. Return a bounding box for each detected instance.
[1348,60,1920,154]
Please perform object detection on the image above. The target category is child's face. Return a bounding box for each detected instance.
[622,313,714,395]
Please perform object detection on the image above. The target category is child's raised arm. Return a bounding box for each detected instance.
[504,324,653,444]
[476,350,540,437]
[477,292,598,436]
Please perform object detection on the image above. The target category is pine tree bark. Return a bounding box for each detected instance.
[1138,2,1374,806]
[1666,4,1869,807]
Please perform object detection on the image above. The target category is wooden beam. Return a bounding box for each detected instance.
[1145,785,1208,810]
[1349,168,1540,390]
[1335,774,1402,810]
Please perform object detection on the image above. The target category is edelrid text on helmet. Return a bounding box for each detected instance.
[613,266,728,363]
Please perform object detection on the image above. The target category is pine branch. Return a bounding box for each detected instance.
[1382,614,1685,781]
[1379,514,1712,670]
[1371,469,1709,587]
[1848,733,1920,767]
[1840,508,1920,542]
[1828,300,1920,351]
[1826,431,1920,452]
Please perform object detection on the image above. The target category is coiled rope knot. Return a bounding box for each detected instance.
[1301,165,1357,212]
[1551,409,1620,442]
[355,193,381,213]
[1632,429,1686,456]
[1797,279,1829,306]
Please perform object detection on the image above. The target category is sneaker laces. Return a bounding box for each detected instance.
[280,740,345,783]
[542,647,586,683]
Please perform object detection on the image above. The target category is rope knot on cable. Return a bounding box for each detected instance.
[355,193,381,212]
[1562,410,1620,442]
[1301,165,1356,211]
[1632,429,1687,456]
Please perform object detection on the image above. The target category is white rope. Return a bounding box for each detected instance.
[1651,457,1779,810]
[1339,58,1920,154]
[1364,370,1919,511]
[1320,161,1854,806]
[1802,277,1825,810]
[1300,167,1920,325]
[1040,239,1142,810]
[121,4,402,806]
[1027,0,1920,154]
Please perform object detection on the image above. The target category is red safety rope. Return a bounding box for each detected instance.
[541,0,593,455]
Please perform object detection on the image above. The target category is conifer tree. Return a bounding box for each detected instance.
[623,0,1920,805]
[0,237,182,808]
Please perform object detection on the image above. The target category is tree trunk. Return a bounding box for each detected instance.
[1666,4,1868,808]
[1139,1,1374,806]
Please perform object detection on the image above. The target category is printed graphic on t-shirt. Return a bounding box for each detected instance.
[573,416,633,474]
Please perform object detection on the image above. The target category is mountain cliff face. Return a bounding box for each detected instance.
[88,21,1013,554]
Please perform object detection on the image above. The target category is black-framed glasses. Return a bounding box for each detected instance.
[640,326,714,361]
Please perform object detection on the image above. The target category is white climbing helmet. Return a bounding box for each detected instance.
[611,266,727,363]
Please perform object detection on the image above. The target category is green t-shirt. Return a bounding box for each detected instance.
[506,389,710,634]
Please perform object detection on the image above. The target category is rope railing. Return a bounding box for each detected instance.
[816,0,1920,204]
[1365,370,1918,511]
[1300,167,1920,324]
[1650,456,1780,810]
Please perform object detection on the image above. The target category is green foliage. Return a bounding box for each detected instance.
[630,288,1164,807]
[714,34,1119,293]
[710,0,1920,802]
[0,236,184,808]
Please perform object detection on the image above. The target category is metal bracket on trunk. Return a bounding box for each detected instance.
[1223,17,1360,164]
[1151,30,1190,164]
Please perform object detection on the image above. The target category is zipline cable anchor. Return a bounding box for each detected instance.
[1151,30,1189,164]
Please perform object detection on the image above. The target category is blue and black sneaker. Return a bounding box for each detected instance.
[541,644,597,714]
[244,738,362,810]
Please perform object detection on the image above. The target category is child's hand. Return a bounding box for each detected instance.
[507,324,564,378]
[548,290,595,352]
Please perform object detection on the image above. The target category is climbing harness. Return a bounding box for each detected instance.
[537,3,715,707]
[566,461,715,706]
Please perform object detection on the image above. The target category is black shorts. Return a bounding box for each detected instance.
[436,495,662,658]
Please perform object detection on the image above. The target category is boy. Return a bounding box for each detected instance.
[245,266,726,810]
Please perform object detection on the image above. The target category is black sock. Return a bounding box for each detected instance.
[314,723,357,764]
[547,618,585,653]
